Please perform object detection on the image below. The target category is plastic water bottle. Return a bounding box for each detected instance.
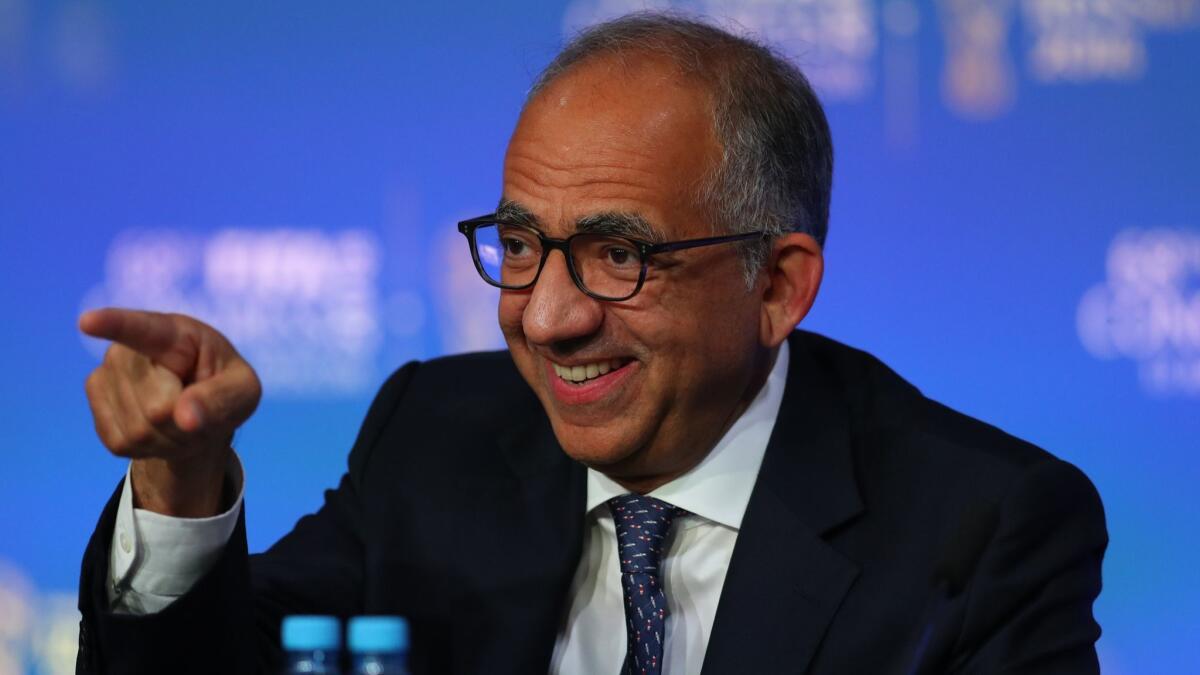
[347,616,409,675]
[282,615,342,674]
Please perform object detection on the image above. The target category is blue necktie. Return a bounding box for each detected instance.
[607,494,687,675]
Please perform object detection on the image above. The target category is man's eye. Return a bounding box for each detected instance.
[605,246,634,266]
[503,238,529,255]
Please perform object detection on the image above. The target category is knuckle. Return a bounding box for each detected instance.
[124,419,156,448]
[102,343,125,365]
[93,421,120,452]
[146,397,177,426]
[143,377,181,423]
[248,371,263,400]
[236,360,262,393]
[102,428,131,456]
[84,369,102,395]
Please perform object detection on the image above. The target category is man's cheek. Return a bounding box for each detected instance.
[497,295,528,335]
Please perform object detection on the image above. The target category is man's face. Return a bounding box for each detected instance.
[499,56,769,488]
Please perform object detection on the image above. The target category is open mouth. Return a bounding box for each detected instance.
[551,358,633,385]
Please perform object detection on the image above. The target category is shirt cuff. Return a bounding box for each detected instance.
[108,451,244,614]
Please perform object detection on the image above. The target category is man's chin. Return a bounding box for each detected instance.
[549,423,641,468]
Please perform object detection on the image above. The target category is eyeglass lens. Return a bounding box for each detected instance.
[472,222,644,300]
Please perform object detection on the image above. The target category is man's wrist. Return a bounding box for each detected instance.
[130,445,232,518]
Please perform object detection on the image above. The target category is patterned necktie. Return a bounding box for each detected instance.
[607,494,688,675]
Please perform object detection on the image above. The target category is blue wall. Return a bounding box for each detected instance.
[1,1,1197,672]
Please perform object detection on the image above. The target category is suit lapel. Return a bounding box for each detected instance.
[452,411,586,673]
[702,333,864,673]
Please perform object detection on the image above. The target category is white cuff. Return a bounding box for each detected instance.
[108,452,244,614]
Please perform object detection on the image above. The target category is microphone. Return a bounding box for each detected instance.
[904,501,999,675]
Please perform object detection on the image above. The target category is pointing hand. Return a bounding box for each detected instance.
[80,308,261,517]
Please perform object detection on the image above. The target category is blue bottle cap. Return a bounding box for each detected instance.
[347,616,409,653]
[281,615,341,651]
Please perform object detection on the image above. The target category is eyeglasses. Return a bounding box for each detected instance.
[458,214,767,302]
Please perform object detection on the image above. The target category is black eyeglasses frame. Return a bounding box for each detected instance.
[457,214,768,302]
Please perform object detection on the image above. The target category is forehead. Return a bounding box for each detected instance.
[503,54,721,237]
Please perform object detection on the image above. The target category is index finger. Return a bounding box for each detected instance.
[79,308,182,361]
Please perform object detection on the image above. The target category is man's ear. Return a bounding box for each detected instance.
[758,232,824,347]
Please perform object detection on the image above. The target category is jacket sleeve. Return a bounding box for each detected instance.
[949,458,1108,674]
[76,361,421,675]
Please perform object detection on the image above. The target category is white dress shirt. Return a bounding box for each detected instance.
[109,343,789,675]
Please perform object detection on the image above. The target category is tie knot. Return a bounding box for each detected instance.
[607,494,687,576]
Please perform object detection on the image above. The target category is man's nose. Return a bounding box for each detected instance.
[522,250,604,346]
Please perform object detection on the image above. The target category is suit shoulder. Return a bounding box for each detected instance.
[368,349,539,428]
[793,330,1078,482]
[381,349,528,399]
[348,349,541,480]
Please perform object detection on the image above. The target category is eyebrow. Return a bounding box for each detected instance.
[495,199,541,229]
[576,211,663,242]
[496,199,664,242]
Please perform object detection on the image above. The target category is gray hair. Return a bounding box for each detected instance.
[527,12,833,286]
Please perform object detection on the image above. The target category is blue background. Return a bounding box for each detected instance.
[1,1,1197,673]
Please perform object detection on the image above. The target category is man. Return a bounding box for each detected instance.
[75,14,1107,675]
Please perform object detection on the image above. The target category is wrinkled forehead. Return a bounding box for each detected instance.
[503,54,721,235]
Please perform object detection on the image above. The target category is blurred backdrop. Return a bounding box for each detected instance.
[1,1,1198,673]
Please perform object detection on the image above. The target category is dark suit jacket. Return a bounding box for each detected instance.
[76,331,1107,674]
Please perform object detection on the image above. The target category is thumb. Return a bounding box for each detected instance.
[173,361,261,434]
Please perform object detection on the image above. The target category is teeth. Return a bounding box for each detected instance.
[553,359,626,383]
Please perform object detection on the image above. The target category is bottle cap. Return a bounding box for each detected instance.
[281,615,341,651]
[348,616,409,653]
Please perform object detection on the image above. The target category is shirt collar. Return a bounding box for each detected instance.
[584,341,790,531]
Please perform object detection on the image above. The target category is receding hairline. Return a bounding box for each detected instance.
[521,49,722,133]
[524,32,742,121]
[527,13,755,98]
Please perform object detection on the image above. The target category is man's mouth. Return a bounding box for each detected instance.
[544,356,639,406]
[551,358,633,384]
